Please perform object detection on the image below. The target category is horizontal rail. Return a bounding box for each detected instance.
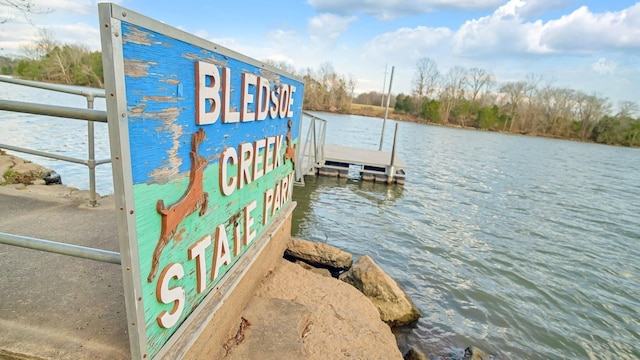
[0,232,121,265]
[0,76,105,98]
[96,158,112,165]
[0,143,111,166]
[0,99,107,123]
[0,143,88,165]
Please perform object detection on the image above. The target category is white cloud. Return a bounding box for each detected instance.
[540,4,640,53]
[452,10,549,56]
[51,22,101,50]
[515,0,572,18]
[308,13,357,48]
[591,58,617,75]
[308,0,503,20]
[450,1,640,57]
[364,26,452,59]
[268,29,299,45]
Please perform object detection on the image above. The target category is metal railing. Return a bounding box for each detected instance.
[0,77,119,265]
[0,76,110,207]
[295,111,327,185]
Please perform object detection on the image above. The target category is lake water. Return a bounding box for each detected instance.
[0,79,113,195]
[2,81,639,359]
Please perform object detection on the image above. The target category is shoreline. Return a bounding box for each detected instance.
[314,106,640,149]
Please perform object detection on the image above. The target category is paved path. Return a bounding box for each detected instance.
[0,185,129,360]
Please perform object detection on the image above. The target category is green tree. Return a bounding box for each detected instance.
[421,99,441,123]
[477,105,501,130]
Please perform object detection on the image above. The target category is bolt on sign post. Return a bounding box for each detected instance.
[98,4,304,359]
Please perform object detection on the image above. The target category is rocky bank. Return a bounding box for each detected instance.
[0,150,61,186]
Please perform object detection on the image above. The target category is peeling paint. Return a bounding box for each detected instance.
[174,228,185,243]
[124,59,157,78]
[145,107,184,184]
[123,27,153,45]
[182,52,228,67]
[129,104,146,117]
[259,69,282,83]
[142,96,179,102]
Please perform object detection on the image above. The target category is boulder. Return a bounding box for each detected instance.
[340,255,421,327]
[285,238,352,273]
[223,297,311,359]
[0,153,59,185]
[464,346,493,360]
[232,259,403,359]
[404,347,429,360]
[44,170,62,185]
[294,261,333,278]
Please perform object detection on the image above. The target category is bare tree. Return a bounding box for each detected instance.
[522,73,543,132]
[346,74,356,112]
[616,100,639,119]
[412,57,440,98]
[1,0,52,24]
[499,81,528,132]
[263,59,298,76]
[21,28,57,59]
[467,67,494,104]
[573,91,610,140]
[439,66,467,124]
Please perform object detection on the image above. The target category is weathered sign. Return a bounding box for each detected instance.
[99,3,304,358]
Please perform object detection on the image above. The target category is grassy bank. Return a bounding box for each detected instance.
[348,103,420,123]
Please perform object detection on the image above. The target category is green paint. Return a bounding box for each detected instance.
[134,143,296,354]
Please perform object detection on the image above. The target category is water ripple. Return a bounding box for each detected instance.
[294,113,640,359]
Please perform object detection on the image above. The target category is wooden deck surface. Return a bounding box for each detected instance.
[323,144,407,169]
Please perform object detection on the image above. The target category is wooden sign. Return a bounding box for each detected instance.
[99,3,304,358]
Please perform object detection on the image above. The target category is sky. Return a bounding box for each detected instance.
[0,0,639,108]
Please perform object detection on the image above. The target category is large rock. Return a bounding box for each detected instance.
[404,347,429,360]
[464,346,493,360]
[223,297,311,359]
[228,259,403,359]
[0,153,59,185]
[340,255,421,327]
[285,237,352,272]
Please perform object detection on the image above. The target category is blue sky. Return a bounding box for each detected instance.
[1,0,639,108]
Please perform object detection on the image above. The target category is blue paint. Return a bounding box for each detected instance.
[121,23,303,185]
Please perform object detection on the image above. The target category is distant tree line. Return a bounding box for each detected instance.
[355,57,640,147]
[266,60,355,113]
[1,30,103,87]
[6,31,637,147]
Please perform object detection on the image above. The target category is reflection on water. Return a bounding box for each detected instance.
[293,176,404,237]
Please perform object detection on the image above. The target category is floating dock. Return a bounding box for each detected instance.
[296,113,407,185]
[299,143,406,185]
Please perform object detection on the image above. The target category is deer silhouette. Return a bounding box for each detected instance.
[147,128,209,283]
[283,119,296,165]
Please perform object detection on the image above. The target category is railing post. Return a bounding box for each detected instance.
[85,93,98,207]
[387,123,399,184]
[312,116,318,164]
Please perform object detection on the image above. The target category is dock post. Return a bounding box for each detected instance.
[387,123,399,184]
[378,66,395,151]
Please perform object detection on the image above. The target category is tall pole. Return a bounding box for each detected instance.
[380,63,388,107]
[378,65,394,151]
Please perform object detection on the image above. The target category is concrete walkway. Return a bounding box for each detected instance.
[0,184,129,359]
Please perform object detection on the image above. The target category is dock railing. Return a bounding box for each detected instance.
[296,111,327,185]
[0,76,110,207]
[0,77,120,265]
